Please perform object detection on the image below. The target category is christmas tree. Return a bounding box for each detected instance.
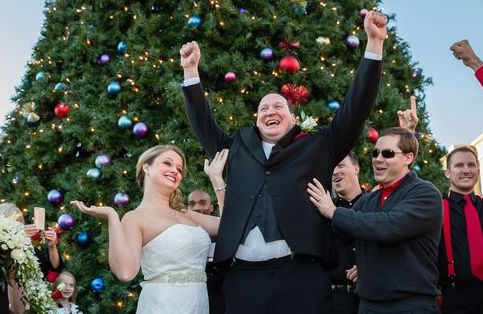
[0,0,447,311]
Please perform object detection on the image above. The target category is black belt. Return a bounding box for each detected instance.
[231,254,320,269]
[332,284,355,293]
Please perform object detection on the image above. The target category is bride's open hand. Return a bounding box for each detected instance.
[71,200,117,219]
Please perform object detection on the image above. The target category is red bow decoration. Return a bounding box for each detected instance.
[281,83,310,106]
[280,39,300,51]
[294,131,310,141]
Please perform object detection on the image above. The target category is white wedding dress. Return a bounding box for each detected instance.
[137,224,211,314]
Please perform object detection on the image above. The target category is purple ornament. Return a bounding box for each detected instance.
[360,9,369,18]
[412,69,421,77]
[238,8,246,14]
[114,192,130,207]
[346,35,360,50]
[260,48,274,61]
[95,154,111,168]
[47,189,64,205]
[58,213,75,230]
[224,72,236,83]
[133,122,149,138]
[98,54,110,65]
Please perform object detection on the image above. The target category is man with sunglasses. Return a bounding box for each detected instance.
[188,189,215,215]
[439,145,483,314]
[309,127,442,313]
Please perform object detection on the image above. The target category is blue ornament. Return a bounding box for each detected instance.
[413,163,421,172]
[412,69,421,77]
[114,192,130,207]
[293,4,307,15]
[58,213,75,230]
[346,35,360,50]
[107,81,121,95]
[95,154,111,168]
[75,231,90,246]
[238,8,246,14]
[86,168,101,180]
[36,72,46,81]
[117,41,127,54]
[47,189,64,205]
[187,16,201,27]
[90,277,105,293]
[133,122,149,138]
[328,100,340,111]
[260,48,274,61]
[117,115,133,130]
[54,82,67,92]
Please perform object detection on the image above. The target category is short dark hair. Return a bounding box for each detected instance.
[379,127,419,168]
[446,145,479,169]
[347,150,359,166]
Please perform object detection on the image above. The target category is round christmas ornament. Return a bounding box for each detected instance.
[260,48,274,61]
[346,35,360,50]
[117,41,127,54]
[413,163,421,172]
[86,168,101,180]
[360,9,369,18]
[279,56,300,73]
[95,154,111,168]
[47,189,64,205]
[114,192,130,207]
[316,36,331,45]
[293,3,307,15]
[36,72,46,81]
[117,115,133,130]
[98,54,110,65]
[12,175,19,185]
[75,231,90,246]
[412,69,421,77]
[58,213,75,230]
[367,127,379,143]
[107,81,121,95]
[238,8,246,14]
[133,122,149,138]
[54,102,69,119]
[224,72,236,83]
[54,82,67,92]
[187,16,201,27]
[90,278,105,293]
[328,100,340,111]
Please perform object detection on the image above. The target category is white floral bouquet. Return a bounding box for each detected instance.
[0,216,55,313]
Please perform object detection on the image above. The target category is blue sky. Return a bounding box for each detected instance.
[1,0,482,149]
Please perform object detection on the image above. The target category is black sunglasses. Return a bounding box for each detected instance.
[372,149,405,159]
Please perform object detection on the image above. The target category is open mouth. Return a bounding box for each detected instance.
[164,175,176,183]
[265,119,280,127]
[333,177,343,183]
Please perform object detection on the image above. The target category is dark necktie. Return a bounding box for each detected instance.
[463,195,483,280]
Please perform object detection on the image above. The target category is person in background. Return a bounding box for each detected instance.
[54,271,83,314]
[187,190,214,215]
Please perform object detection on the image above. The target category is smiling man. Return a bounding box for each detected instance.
[309,127,443,313]
[439,146,483,314]
[180,11,387,314]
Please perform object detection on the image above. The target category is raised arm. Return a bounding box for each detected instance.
[185,149,229,236]
[327,11,386,165]
[398,96,419,133]
[71,201,142,282]
[180,41,232,157]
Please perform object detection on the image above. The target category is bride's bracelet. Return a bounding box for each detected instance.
[214,184,227,191]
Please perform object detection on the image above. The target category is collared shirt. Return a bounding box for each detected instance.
[379,176,405,207]
[440,190,483,287]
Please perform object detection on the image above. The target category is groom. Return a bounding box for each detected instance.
[180,11,387,314]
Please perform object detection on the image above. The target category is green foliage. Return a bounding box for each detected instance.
[0,0,448,311]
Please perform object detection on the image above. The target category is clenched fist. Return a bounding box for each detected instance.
[180,41,200,69]
[364,11,388,43]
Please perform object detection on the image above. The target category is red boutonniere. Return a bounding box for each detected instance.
[294,131,310,140]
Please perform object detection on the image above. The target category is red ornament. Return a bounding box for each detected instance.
[279,39,300,51]
[279,56,300,73]
[52,289,62,300]
[281,83,310,106]
[54,102,70,119]
[367,127,379,143]
[224,72,236,83]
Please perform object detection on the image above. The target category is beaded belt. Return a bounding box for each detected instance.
[141,271,207,286]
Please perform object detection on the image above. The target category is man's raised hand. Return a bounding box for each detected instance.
[398,95,419,133]
[180,41,200,69]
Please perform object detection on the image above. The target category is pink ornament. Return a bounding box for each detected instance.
[224,72,236,83]
[360,9,369,18]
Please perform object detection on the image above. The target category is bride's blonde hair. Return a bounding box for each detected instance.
[0,203,25,223]
[136,145,187,212]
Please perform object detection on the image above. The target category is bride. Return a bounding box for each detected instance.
[71,145,228,313]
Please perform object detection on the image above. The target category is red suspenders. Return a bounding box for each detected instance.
[442,199,456,280]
